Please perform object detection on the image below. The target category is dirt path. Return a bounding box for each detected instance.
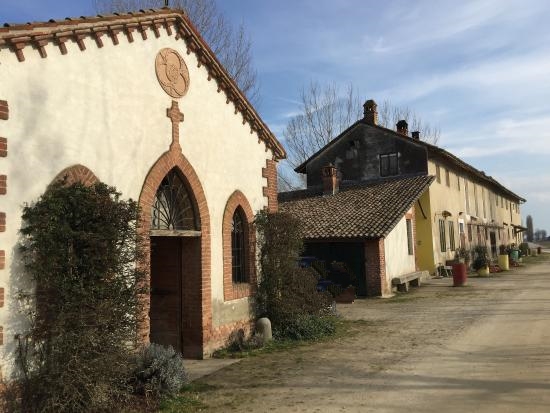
[193,257,550,412]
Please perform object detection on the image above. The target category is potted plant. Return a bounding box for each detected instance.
[498,244,510,270]
[472,245,490,276]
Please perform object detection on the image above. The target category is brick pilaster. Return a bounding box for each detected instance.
[364,238,389,297]
[262,159,278,212]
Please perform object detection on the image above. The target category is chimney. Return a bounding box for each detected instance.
[396,120,408,136]
[321,163,339,195]
[411,131,420,140]
[363,99,378,125]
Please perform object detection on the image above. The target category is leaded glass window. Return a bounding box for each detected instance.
[231,208,248,283]
[151,169,198,230]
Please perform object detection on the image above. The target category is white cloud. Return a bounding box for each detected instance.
[448,115,550,158]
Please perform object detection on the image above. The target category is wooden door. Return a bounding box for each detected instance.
[150,237,182,353]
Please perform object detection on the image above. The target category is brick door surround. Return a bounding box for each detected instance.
[138,150,211,357]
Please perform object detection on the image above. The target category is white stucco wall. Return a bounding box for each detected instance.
[384,213,416,280]
[0,27,274,372]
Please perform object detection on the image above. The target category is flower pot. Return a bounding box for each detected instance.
[477,266,490,276]
[498,254,509,271]
[452,263,467,286]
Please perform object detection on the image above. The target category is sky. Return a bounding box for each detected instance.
[1,0,549,231]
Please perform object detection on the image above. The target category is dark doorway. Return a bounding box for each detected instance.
[303,242,367,296]
[150,237,183,352]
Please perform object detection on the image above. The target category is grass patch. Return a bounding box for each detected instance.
[212,316,352,359]
[159,383,217,413]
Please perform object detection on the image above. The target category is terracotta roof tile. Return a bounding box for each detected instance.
[279,175,434,239]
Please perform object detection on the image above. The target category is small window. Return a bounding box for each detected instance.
[457,175,461,190]
[467,224,473,242]
[406,219,414,255]
[445,169,450,187]
[380,153,399,177]
[448,221,455,251]
[231,209,248,283]
[436,165,441,183]
[439,219,446,252]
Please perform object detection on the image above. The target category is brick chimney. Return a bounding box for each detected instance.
[321,163,339,195]
[411,131,420,140]
[396,120,408,136]
[363,99,378,125]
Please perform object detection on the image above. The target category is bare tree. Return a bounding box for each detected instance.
[281,81,442,190]
[526,215,534,242]
[93,0,259,103]
[283,81,362,172]
[378,100,440,145]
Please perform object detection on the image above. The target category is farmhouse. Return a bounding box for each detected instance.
[282,99,525,293]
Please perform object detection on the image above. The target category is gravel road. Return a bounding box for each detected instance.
[193,256,550,412]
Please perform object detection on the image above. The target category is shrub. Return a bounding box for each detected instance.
[131,344,188,398]
[255,211,335,340]
[14,181,146,412]
[274,315,336,341]
[519,242,529,257]
[472,245,489,270]
[224,329,265,353]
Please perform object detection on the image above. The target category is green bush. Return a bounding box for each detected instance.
[255,211,335,340]
[275,315,336,341]
[14,181,146,412]
[131,344,188,398]
[472,245,489,270]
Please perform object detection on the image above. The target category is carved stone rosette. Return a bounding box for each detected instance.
[155,48,190,98]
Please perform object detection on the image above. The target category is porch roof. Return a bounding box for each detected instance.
[279,175,434,239]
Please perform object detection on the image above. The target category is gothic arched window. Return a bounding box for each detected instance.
[231,208,248,283]
[151,169,198,230]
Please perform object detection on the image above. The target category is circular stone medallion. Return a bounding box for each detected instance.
[155,48,190,98]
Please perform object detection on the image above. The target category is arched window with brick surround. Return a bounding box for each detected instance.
[231,207,248,283]
[223,191,255,301]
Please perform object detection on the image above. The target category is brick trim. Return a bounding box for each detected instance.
[51,164,99,187]
[0,250,5,270]
[262,159,278,212]
[138,150,212,356]
[0,100,8,121]
[222,190,256,301]
[0,212,5,232]
[0,175,6,195]
[0,137,6,157]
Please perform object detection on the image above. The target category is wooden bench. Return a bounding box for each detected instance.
[392,271,429,293]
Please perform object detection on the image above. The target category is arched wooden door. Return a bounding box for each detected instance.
[149,168,202,355]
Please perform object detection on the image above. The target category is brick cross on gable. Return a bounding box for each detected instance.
[167,100,184,151]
